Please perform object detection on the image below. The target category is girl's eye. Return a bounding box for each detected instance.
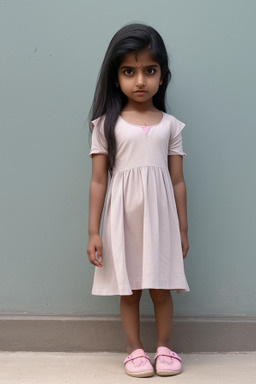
[146,68,156,75]
[124,69,134,76]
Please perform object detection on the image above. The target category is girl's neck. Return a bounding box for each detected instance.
[121,101,163,127]
[123,99,156,113]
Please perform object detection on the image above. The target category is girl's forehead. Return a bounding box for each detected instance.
[119,50,159,67]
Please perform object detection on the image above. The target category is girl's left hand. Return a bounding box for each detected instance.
[180,230,189,259]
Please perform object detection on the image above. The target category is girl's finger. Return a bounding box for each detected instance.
[87,249,103,267]
[95,251,103,264]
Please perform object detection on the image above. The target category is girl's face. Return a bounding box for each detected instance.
[117,50,162,106]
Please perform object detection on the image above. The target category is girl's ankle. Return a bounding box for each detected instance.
[156,342,171,350]
[127,345,144,354]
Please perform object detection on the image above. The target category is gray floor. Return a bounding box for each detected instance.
[0,352,255,384]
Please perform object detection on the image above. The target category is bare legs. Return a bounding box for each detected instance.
[120,290,143,354]
[150,289,173,349]
[120,289,173,353]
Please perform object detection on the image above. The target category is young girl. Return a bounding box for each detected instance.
[87,23,189,378]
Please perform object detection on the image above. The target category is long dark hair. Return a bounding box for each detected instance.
[90,23,171,172]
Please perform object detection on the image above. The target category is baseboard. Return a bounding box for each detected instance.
[0,315,255,352]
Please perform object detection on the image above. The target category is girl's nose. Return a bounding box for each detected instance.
[136,72,145,87]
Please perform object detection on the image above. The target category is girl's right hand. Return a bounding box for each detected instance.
[87,234,103,268]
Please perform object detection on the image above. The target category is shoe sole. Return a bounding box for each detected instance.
[125,370,155,378]
[156,369,182,376]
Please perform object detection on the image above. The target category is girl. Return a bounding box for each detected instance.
[87,23,189,378]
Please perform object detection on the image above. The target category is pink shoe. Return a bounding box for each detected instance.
[124,349,154,378]
[154,347,182,376]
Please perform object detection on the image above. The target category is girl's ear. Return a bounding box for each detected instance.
[160,81,163,85]
[115,81,119,87]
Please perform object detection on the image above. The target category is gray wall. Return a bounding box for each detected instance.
[1,0,255,316]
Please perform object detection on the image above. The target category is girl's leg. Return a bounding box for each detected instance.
[149,289,173,348]
[120,290,143,354]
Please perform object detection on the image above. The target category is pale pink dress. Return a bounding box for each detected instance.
[89,112,189,295]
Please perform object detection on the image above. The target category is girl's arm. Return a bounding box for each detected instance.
[168,155,189,258]
[87,154,108,267]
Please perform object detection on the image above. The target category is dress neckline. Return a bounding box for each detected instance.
[119,112,165,128]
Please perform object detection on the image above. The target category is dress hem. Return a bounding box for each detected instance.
[92,286,190,296]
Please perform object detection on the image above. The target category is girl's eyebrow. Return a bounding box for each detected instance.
[119,64,159,69]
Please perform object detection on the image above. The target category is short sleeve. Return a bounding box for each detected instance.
[168,117,186,157]
[89,117,108,157]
